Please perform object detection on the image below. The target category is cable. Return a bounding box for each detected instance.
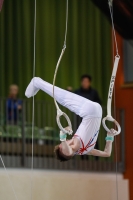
[0,5,18,200]
[102,1,121,136]
[108,0,119,56]
[52,0,73,135]
[64,0,68,47]
[0,1,36,200]
[108,1,119,200]
[53,0,68,102]
[31,0,36,200]
[53,0,68,105]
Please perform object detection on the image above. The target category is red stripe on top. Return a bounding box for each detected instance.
[74,134,96,155]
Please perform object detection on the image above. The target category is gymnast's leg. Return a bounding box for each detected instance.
[25,77,101,118]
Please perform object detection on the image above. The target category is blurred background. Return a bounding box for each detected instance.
[0,0,133,200]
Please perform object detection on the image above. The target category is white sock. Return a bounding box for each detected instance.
[25,78,40,98]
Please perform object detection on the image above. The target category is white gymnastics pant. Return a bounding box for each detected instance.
[25,77,102,153]
[25,77,102,119]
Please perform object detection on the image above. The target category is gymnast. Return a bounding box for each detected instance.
[25,77,116,162]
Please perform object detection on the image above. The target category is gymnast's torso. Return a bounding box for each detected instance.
[73,117,102,155]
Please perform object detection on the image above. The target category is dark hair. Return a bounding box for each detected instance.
[81,74,92,82]
[54,145,72,162]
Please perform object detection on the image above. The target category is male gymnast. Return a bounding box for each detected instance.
[25,77,115,162]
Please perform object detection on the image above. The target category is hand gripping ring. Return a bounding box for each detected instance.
[56,110,73,135]
[102,116,121,136]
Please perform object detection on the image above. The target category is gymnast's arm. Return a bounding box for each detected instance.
[88,129,115,157]
[60,127,80,156]
[88,140,113,157]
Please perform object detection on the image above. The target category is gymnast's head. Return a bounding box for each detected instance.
[54,127,78,161]
[54,144,73,162]
[54,133,80,162]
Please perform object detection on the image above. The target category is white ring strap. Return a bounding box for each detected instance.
[102,2,121,136]
[107,55,120,117]
[102,56,121,135]
[52,0,73,135]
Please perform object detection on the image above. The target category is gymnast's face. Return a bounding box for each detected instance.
[59,139,74,156]
[81,78,91,90]
[59,138,80,157]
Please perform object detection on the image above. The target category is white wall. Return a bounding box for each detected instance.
[0,169,129,200]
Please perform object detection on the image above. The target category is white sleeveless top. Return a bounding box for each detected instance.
[74,117,101,155]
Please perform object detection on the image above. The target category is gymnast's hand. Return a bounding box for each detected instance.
[64,126,72,132]
[107,128,117,136]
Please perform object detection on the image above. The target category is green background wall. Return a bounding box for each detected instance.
[0,0,111,105]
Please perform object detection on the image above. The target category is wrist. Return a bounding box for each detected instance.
[105,136,114,142]
[60,131,67,142]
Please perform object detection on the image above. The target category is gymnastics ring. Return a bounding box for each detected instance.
[102,116,121,136]
[56,109,73,135]
[102,56,121,136]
